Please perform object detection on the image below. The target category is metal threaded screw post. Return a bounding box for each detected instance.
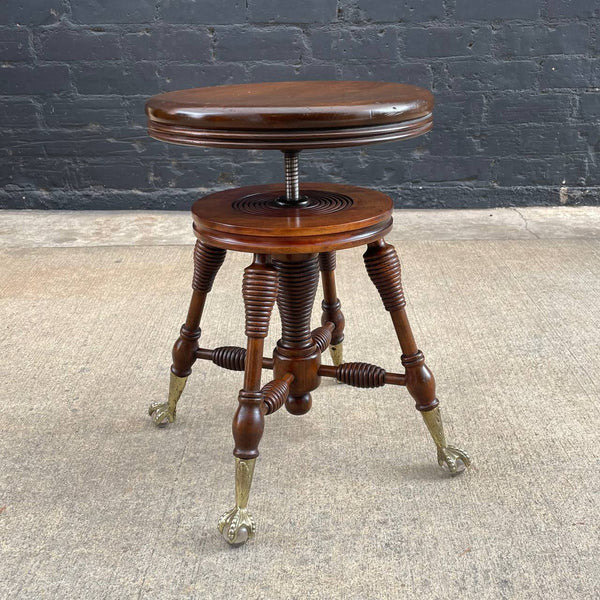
[284,150,300,203]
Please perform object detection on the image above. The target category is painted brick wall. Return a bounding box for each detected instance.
[1,0,599,209]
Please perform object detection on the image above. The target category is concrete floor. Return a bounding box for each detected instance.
[2,206,600,248]
[1,208,599,599]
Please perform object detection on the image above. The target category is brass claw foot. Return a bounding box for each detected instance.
[148,372,188,427]
[148,401,174,426]
[218,457,257,546]
[329,342,343,367]
[421,406,471,476]
[437,445,471,475]
[218,507,256,546]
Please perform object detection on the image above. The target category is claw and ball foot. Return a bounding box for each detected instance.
[421,407,471,475]
[148,372,188,427]
[218,506,256,547]
[218,458,257,546]
[436,445,471,475]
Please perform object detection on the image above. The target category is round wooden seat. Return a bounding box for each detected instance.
[146,81,433,150]
[192,182,393,253]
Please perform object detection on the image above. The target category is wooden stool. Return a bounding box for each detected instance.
[145,81,471,546]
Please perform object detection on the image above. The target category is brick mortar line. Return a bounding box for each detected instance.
[1,1,598,208]
[2,19,597,32]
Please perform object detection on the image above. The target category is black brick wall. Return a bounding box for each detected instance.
[1,0,599,209]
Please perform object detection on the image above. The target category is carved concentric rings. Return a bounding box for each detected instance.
[192,183,394,254]
[232,190,353,217]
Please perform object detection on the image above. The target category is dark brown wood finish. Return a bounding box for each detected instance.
[192,183,393,254]
[311,323,335,354]
[272,254,322,415]
[363,239,438,412]
[146,81,433,150]
[146,81,470,545]
[232,255,278,460]
[319,251,345,347]
[171,241,226,378]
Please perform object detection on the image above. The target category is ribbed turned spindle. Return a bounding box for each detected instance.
[335,362,387,388]
[262,377,292,415]
[192,241,227,293]
[272,255,319,350]
[363,240,406,313]
[242,261,279,339]
[211,346,247,371]
[311,325,334,354]
[318,250,336,272]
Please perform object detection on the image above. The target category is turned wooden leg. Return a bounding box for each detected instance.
[218,255,278,545]
[319,251,345,366]
[363,239,471,475]
[148,241,226,426]
[273,254,321,415]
